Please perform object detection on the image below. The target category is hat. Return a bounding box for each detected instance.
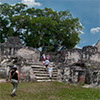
[13,65,17,69]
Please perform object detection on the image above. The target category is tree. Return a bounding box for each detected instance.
[24,17,58,51]
[0,3,28,41]
[0,3,83,52]
[0,16,9,43]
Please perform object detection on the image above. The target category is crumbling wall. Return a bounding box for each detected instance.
[64,46,100,65]
[0,37,100,85]
[95,40,100,52]
[0,36,40,82]
[90,53,100,62]
[0,37,23,56]
[56,45,100,85]
[65,49,81,65]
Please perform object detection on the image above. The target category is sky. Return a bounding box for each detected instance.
[0,0,100,49]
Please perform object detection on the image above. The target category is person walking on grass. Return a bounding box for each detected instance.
[8,65,20,97]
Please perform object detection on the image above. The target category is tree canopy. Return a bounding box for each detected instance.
[0,3,83,52]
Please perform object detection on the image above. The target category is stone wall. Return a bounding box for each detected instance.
[64,46,100,65]
[0,37,40,82]
[0,36,100,85]
[16,48,40,64]
[95,40,100,52]
[57,62,100,85]
[0,37,23,56]
[56,43,100,85]
[64,49,81,65]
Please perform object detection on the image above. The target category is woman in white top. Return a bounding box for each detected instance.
[48,65,53,79]
[45,58,49,71]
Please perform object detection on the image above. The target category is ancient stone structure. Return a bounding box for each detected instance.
[95,40,100,52]
[57,41,100,86]
[0,36,40,81]
[0,36,100,86]
[0,37,23,56]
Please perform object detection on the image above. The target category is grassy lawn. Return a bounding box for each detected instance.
[0,81,100,100]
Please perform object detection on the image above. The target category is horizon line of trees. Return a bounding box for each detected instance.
[0,3,83,52]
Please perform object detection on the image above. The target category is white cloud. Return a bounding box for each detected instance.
[0,2,1,4]
[22,0,41,7]
[90,27,100,34]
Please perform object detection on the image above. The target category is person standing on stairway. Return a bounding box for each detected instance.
[46,54,50,60]
[48,65,53,79]
[45,58,50,71]
[42,53,46,65]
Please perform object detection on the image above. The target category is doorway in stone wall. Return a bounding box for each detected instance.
[78,71,85,83]
[85,71,91,84]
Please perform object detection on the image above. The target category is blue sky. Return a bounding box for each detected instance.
[0,0,100,48]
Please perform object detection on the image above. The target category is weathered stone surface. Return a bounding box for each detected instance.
[95,40,100,52]
[0,37,40,82]
[16,48,40,63]
[20,66,36,82]
[0,69,6,78]
[0,36,23,56]
[0,37,100,85]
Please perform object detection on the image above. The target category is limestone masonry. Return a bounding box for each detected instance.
[0,37,100,85]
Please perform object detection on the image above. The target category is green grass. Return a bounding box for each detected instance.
[0,81,100,100]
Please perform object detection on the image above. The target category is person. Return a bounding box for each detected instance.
[42,53,46,65]
[8,65,20,97]
[45,58,49,71]
[48,65,53,79]
[46,54,50,60]
[42,53,46,61]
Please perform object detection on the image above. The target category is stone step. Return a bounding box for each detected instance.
[33,68,58,72]
[34,72,58,77]
[35,74,57,77]
[31,66,44,68]
[32,66,57,70]
[32,66,57,69]
[36,76,57,80]
[34,71,48,73]
[37,79,57,82]
[32,68,45,71]
[34,71,57,73]
[31,62,58,82]
[36,74,49,76]
[36,76,49,78]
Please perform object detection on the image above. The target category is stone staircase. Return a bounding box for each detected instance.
[31,63,58,82]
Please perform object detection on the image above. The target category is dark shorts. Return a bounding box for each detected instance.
[45,64,48,68]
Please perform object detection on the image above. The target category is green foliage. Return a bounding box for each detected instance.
[0,3,83,52]
[0,82,100,100]
[0,58,4,63]
[88,65,94,68]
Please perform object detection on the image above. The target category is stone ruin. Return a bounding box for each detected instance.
[0,37,23,57]
[42,40,100,85]
[56,41,100,86]
[0,36,40,82]
[95,40,100,52]
[0,36,100,86]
